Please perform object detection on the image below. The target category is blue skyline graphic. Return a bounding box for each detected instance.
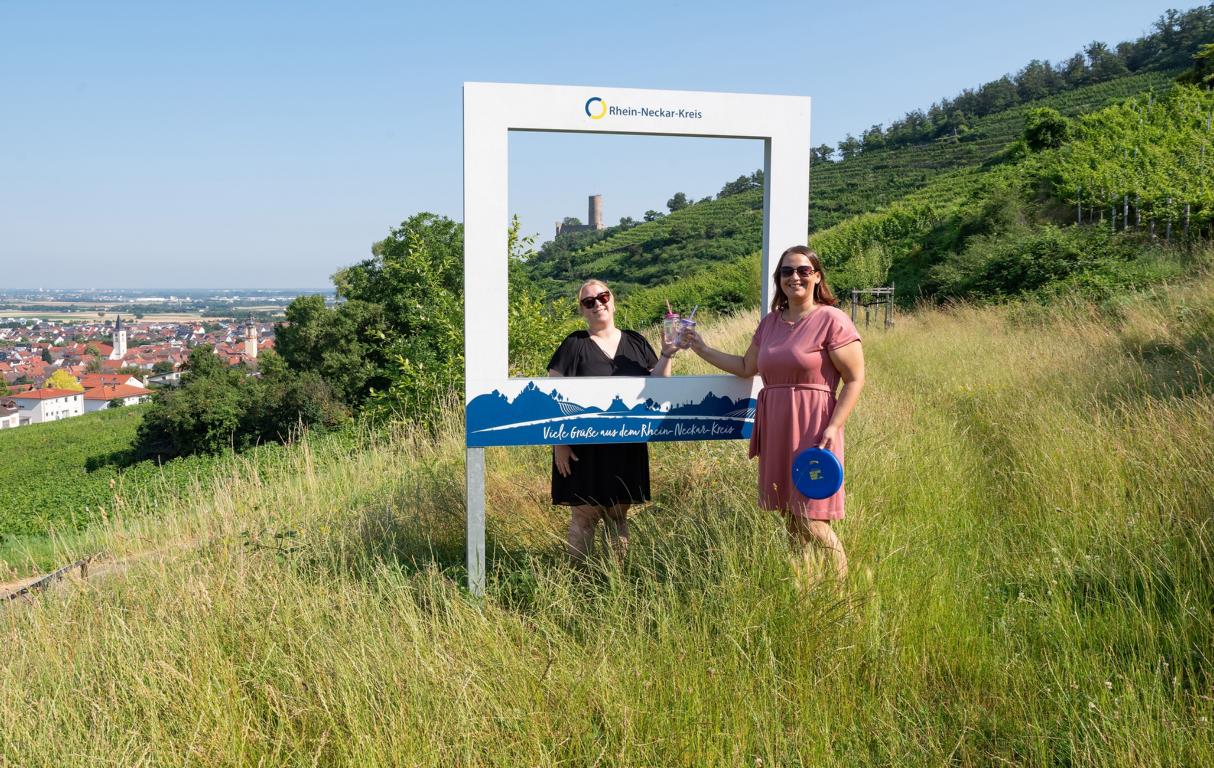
[466,381,755,447]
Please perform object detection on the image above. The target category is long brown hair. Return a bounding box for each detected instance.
[770,246,837,312]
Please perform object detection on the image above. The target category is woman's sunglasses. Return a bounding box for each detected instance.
[579,291,611,309]
[779,265,818,278]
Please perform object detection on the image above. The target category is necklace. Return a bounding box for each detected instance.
[781,304,817,324]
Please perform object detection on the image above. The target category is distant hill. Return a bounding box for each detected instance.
[519,70,1184,314]
[807,71,1178,233]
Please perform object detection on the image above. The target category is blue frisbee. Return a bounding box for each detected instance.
[791,447,844,499]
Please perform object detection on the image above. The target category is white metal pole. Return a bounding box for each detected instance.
[466,446,485,596]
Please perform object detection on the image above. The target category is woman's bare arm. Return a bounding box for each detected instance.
[818,341,865,451]
[687,331,759,378]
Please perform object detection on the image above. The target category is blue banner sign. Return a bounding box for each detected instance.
[466,381,755,447]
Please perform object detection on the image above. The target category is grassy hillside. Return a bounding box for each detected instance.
[0,406,169,537]
[0,405,353,572]
[807,83,1214,301]
[4,275,1212,765]
[808,70,1178,232]
[518,70,1180,308]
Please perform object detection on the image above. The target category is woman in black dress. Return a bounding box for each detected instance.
[547,279,679,561]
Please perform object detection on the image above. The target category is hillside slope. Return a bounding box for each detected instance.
[520,70,1180,306]
[5,276,1212,765]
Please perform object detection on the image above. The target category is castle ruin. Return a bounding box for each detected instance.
[554,194,605,237]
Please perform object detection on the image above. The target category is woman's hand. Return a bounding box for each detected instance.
[554,444,578,477]
[679,327,703,351]
[818,424,841,453]
[659,340,679,358]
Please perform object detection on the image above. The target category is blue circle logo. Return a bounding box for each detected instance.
[585,96,607,119]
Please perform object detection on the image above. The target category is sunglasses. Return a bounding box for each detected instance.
[579,291,611,309]
[779,265,818,278]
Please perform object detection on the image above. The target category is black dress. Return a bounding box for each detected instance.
[547,329,658,507]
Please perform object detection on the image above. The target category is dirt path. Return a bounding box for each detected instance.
[1,552,135,603]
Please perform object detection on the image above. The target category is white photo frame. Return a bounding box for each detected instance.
[463,82,809,447]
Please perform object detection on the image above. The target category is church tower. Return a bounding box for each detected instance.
[109,315,127,360]
[243,315,259,359]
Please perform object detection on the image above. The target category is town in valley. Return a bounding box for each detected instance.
[0,288,330,429]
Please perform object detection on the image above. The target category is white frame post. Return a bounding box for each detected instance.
[463,82,809,595]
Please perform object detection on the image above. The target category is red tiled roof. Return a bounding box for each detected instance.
[83,384,152,401]
[79,373,141,389]
[9,388,82,400]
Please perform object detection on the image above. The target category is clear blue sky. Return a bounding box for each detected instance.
[0,0,1192,289]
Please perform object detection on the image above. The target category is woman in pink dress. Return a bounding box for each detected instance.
[684,246,865,581]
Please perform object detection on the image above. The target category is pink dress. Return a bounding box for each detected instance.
[748,305,861,519]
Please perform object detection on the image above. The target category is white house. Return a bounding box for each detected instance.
[0,405,19,429]
[7,388,84,426]
[82,383,152,413]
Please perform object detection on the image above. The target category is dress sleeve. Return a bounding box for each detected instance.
[546,333,580,376]
[826,308,862,350]
[633,331,659,369]
[749,313,768,350]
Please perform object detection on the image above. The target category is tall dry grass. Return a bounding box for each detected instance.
[2,278,1212,766]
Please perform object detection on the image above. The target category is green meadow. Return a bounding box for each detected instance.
[3,272,1212,766]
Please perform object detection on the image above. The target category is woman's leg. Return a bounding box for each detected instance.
[786,515,848,583]
[567,504,602,561]
[601,502,631,561]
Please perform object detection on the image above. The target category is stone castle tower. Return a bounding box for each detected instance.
[243,315,259,360]
[108,315,127,360]
[588,194,603,229]
[555,194,606,237]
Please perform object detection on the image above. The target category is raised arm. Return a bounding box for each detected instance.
[686,330,759,378]
[650,337,678,377]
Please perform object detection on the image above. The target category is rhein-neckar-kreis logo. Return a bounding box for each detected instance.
[583,95,702,121]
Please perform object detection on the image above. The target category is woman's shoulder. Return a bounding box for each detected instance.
[620,328,657,351]
[819,305,852,322]
[818,304,861,345]
[756,310,780,330]
[561,330,591,343]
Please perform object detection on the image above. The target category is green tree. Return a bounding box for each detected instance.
[861,124,886,151]
[837,134,861,160]
[134,346,346,460]
[1015,59,1058,101]
[1085,41,1128,81]
[811,144,835,164]
[275,295,390,406]
[1179,42,1214,86]
[643,210,664,222]
[183,345,224,380]
[277,213,465,420]
[1023,107,1071,151]
[666,192,690,213]
[152,360,176,374]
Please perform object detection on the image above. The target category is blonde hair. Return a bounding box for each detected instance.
[577,279,611,297]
